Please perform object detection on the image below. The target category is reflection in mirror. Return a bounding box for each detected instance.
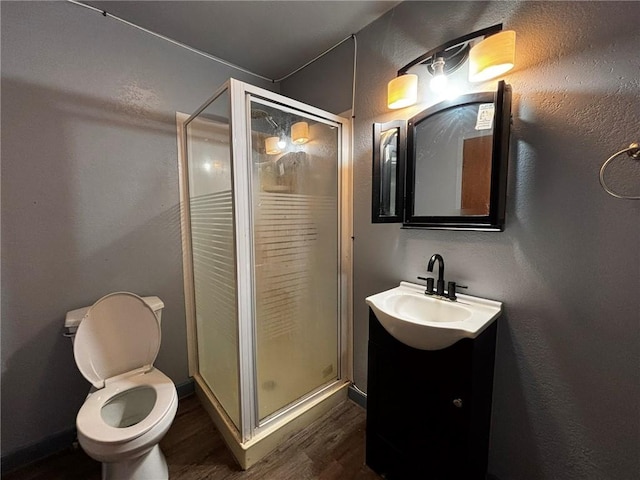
[372,120,406,223]
[379,128,398,215]
[413,103,494,217]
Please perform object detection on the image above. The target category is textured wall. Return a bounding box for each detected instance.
[0,1,275,456]
[281,39,355,115]
[285,1,640,478]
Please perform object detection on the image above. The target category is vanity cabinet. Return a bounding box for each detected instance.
[366,309,497,479]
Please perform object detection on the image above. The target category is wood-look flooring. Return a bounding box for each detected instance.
[5,395,380,480]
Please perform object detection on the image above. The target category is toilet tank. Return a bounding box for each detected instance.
[64,295,164,339]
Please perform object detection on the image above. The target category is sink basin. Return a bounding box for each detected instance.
[365,281,502,350]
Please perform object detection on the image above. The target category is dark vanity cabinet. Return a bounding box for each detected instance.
[366,309,497,479]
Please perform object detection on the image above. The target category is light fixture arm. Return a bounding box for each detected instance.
[397,23,503,76]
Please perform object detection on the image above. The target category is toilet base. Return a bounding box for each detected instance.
[101,444,168,480]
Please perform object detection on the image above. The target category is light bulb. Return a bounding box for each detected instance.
[430,57,447,93]
[277,138,286,149]
[430,74,448,92]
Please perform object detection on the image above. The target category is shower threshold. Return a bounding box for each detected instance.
[194,375,350,469]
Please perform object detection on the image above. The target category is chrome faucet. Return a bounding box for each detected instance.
[427,254,446,296]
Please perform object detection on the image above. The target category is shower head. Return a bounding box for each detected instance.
[251,109,269,119]
[252,108,280,130]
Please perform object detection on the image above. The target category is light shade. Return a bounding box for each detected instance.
[291,121,309,144]
[469,30,516,82]
[387,74,418,109]
[265,136,282,155]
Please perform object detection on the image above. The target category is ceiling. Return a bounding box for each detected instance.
[84,1,400,80]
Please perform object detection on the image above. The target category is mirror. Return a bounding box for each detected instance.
[412,100,494,217]
[404,81,511,231]
[371,81,511,231]
[406,82,511,230]
[372,120,405,222]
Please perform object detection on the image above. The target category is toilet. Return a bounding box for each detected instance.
[64,292,178,480]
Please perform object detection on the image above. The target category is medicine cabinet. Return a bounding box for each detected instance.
[372,81,512,231]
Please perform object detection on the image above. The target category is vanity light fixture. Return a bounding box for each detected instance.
[386,24,515,110]
[291,121,310,144]
[265,136,282,155]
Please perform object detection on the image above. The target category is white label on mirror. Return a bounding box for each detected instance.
[475,104,495,130]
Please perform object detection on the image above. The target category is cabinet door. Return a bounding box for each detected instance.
[367,336,473,478]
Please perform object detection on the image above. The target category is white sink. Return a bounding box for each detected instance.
[365,281,502,350]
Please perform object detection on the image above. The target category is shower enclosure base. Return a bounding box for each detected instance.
[194,376,350,469]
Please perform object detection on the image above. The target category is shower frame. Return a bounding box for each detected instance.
[176,78,352,467]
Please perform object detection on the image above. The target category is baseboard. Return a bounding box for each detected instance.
[176,377,195,398]
[348,383,367,409]
[0,427,77,475]
[1,377,195,474]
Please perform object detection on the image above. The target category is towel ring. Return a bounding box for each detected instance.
[599,142,640,200]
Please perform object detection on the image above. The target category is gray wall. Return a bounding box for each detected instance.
[1,1,275,457]
[285,1,639,479]
[281,39,354,115]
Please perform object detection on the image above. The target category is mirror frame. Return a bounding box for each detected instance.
[372,120,406,223]
[404,81,512,231]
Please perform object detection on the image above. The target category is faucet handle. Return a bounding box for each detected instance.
[447,281,467,301]
[417,276,435,295]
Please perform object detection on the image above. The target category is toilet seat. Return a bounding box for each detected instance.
[76,368,177,444]
[73,292,161,390]
[73,292,176,445]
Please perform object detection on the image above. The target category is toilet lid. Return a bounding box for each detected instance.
[74,292,161,389]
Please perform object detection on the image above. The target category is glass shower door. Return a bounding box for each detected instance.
[249,98,340,422]
[184,88,240,428]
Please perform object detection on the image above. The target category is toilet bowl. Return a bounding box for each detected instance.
[65,292,178,480]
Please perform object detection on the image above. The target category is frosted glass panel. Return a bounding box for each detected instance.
[250,99,339,421]
[186,90,240,428]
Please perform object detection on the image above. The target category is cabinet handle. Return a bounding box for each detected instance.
[453,398,463,408]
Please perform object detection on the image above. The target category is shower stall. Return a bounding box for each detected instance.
[177,79,351,468]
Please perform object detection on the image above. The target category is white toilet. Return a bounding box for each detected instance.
[65,292,178,480]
